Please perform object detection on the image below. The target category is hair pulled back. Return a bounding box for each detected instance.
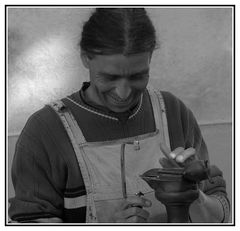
[80,8,156,57]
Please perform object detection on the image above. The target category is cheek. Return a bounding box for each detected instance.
[94,80,114,94]
[131,78,149,92]
[90,73,113,93]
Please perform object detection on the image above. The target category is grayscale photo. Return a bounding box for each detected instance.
[6,6,234,224]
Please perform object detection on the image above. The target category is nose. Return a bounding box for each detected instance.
[115,79,131,100]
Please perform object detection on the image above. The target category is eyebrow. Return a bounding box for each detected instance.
[99,69,149,78]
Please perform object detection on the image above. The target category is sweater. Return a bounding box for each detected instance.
[8,82,229,222]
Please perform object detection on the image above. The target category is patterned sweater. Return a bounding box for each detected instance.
[9,82,229,223]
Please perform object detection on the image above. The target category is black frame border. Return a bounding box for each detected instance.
[4,4,236,227]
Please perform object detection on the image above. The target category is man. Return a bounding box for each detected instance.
[9,8,230,223]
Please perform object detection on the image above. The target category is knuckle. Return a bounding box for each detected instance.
[127,196,140,204]
[133,206,139,213]
[189,147,196,152]
[130,216,139,222]
[145,210,150,217]
[175,147,185,152]
[142,209,150,219]
[131,206,141,214]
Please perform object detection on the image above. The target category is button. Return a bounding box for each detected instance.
[134,140,140,150]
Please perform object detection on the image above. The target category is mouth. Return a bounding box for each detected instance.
[107,93,133,107]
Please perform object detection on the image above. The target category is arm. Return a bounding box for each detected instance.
[9,217,63,223]
[183,105,230,223]
[161,91,230,223]
[9,113,66,223]
[189,190,229,223]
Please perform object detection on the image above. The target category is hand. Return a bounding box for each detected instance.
[154,186,199,205]
[159,145,212,182]
[159,146,197,168]
[112,196,152,223]
[157,145,199,205]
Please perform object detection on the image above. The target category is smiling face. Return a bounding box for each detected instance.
[82,52,151,113]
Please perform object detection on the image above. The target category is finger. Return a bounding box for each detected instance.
[122,206,150,220]
[169,147,185,159]
[122,196,152,209]
[127,215,148,223]
[175,147,196,163]
[159,142,180,167]
[159,157,178,168]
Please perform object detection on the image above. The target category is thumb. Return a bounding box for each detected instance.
[159,142,171,157]
[141,197,152,208]
[123,196,152,209]
[159,142,179,167]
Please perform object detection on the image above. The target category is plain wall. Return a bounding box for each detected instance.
[8,7,232,134]
[7,7,233,222]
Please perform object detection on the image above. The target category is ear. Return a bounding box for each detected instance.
[81,51,90,69]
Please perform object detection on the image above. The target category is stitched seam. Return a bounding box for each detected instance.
[66,94,143,121]
[129,94,143,119]
[210,194,230,223]
[66,97,118,121]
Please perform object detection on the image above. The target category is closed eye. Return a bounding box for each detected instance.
[129,74,149,81]
[98,73,121,81]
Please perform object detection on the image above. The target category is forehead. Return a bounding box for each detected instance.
[90,52,151,73]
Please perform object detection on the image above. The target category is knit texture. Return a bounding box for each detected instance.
[9,83,229,222]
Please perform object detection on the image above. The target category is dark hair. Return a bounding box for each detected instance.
[80,8,157,57]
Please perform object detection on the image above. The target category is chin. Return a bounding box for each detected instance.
[103,94,140,113]
[105,101,133,112]
[108,106,130,113]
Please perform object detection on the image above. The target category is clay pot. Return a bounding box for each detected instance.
[140,168,197,223]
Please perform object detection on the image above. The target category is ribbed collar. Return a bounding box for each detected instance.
[75,82,144,123]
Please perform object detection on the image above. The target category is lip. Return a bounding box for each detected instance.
[107,93,133,107]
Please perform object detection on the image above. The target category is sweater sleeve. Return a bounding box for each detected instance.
[161,91,230,222]
[8,111,67,222]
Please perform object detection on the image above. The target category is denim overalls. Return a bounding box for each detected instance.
[49,87,171,223]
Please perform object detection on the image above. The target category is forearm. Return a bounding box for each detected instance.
[9,217,63,223]
[189,190,230,223]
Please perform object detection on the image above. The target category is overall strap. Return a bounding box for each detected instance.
[147,86,171,151]
[48,100,98,223]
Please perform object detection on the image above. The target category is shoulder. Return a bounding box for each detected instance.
[160,91,196,125]
[160,91,188,112]
[160,91,179,102]
[150,89,198,129]
[21,105,59,137]
[147,87,182,107]
[17,102,69,152]
[147,88,190,116]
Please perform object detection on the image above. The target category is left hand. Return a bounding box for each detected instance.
[112,196,151,223]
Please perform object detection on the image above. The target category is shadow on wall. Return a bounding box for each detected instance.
[8,8,91,135]
[8,7,232,135]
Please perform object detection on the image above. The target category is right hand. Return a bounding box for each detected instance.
[113,196,152,223]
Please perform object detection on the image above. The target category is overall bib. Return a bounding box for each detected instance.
[49,88,171,223]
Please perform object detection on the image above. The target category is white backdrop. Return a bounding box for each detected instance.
[7,7,232,134]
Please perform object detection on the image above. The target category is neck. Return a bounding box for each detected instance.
[85,84,104,107]
[84,84,141,117]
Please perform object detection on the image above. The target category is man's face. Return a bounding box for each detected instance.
[83,52,151,113]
